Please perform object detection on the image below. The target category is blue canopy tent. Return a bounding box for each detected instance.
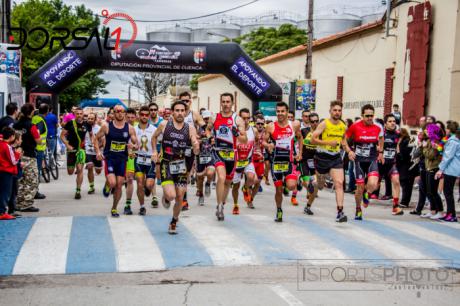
[79,98,127,109]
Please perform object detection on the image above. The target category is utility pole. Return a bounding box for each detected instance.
[305,0,314,79]
[128,84,131,107]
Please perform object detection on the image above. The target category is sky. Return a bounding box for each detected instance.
[17,0,384,102]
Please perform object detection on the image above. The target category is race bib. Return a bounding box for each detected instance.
[199,156,212,164]
[218,150,235,161]
[273,162,289,173]
[355,144,371,157]
[110,141,126,152]
[384,149,396,159]
[169,159,187,175]
[307,159,315,169]
[185,148,192,157]
[276,138,291,150]
[237,159,249,168]
[136,155,151,166]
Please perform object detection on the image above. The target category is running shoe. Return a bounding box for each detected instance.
[151,196,159,208]
[216,204,224,221]
[168,221,177,235]
[441,214,458,222]
[181,200,189,211]
[392,207,404,216]
[362,192,370,208]
[0,213,16,220]
[162,196,171,209]
[304,206,313,215]
[205,183,211,197]
[74,192,81,200]
[307,182,315,194]
[354,211,363,220]
[242,186,251,203]
[336,211,348,223]
[103,183,111,198]
[291,197,298,206]
[232,205,240,215]
[88,187,95,194]
[212,182,216,189]
[274,209,283,222]
[370,194,378,200]
[258,185,263,192]
[139,206,146,216]
[124,206,133,215]
[399,203,410,208]
[111,209,120,218]
[198,196,205,206]
[247,201,255,209]
[409,210,422,215]
[421,211,434,218]
[144,186,151,197]
[264,176,270,185]
[379,195,391,201]
[430,212,444,220]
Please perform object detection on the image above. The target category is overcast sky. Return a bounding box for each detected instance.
[17,0,384,102]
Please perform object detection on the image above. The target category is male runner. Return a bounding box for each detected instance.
[263,102,302,222]
[248,114,266,208]
[151,101,200,234]
[195,110,215,206]
[300,112,319,215]
[133,106,157,215]
[124,108,137,214]
[95,105,138,217]
[60,108,93,199]
[84,113,103,194]
[311,101,348,222]
[378,114,404,215]
[231,108,258,214]
[209,93,247,221]
[149,102,163,205]
[287,110,301,205]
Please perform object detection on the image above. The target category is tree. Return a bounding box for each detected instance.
[11,0,109,111]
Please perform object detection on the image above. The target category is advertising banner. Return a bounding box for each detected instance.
[230,56,271,97]
[259,101,278,121]
[39,50,84,89]
[295,79,316,111]
[0,44,21,78]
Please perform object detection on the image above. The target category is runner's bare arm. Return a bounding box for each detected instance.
[311,121,325,145]
[189,125,200,155]
[60,128,72,151]
[262,123,275,152]
[94,123,108,159]
[378,136,384,163]
[151,121,166,162]
[194,110,206,129]
[128,125,138,150]
[294,121,303,160]
[236,116,247,143]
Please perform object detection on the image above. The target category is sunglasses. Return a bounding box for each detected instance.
[364,114,374,118]
[256,122,264,125]
[310,120,319,123]
[140,113,149,117]
[114,109,125,113]
[181,99,191,103]
[149,108,158,111]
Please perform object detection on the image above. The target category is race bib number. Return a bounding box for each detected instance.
[136,156,151,166]
[276,138,291,150]
[237,159,249,168]
[218,150,235,161]
[384,149,396,159]
[199,156,212,164]
[273,162,289,173]
[110,141,126,152]
[355,144,371,158]
[307,159,315,169]
[169,159,186,175]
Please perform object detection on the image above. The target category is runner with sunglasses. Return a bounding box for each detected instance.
[148,102,163,207]
[248,114,266,208]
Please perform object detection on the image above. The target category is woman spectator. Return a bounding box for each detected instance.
[397,128,419,208]
[435,121,460,222]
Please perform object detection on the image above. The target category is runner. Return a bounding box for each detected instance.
[123,108,138,215]
[133,106,157,215]
[210,93,247,221]
[300,112,319,215]
[149,102,163,206]
[151,100,200,234]
[263,102,302,222]
[311,101,348,222]
[378,114,404,215]
[231,108,258,214]
[249,114,266,208]
[84,113,103,194]
[95,105,138,217]
[60,108,93,199]
[287,111,300,206]
[195,110,215,206]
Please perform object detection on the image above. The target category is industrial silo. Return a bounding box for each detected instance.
[191,22,241,43]
[146,25,192,43]
[241,16,297,35]
[313,14,362,39]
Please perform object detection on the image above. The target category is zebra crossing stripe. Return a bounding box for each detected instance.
[181,215,260,266]
[13,217,73,275]
[108,216,165,272]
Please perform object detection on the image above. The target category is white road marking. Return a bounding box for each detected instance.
[269,285,305,306]
[13,217,72,275]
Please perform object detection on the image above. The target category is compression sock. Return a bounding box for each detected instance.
[393,197,399,209]
[125,199,132,207]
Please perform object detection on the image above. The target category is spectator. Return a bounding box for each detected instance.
[436,121,460,222]
[397,128,419,208]
[13,104,41,213]
[0,103,19,131]
[391,104,402,126]
[0,127,21,220]
[46,105,59,161]
[62,106,77,124]
[32,104,49,199]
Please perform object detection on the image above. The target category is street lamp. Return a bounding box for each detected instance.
[207,31,233,42]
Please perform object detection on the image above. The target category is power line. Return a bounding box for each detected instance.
[93,0,260,23]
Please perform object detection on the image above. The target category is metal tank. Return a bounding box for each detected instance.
[241,17,297,35]
[361,12,385,24]
[191,22,241,43]
[146,25,192,43]
[313,14,362,39]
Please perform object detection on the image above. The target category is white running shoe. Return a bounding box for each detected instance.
[430,212,444,220]
[421,212,434,218]
[162,196,171,209]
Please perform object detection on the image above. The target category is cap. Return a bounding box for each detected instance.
[202,110,212,118]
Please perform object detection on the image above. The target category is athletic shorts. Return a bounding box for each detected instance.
[270,159,299,187]
[126,157,135,174]
[253,160,265,179]
[378,162,399,179]
[134,158,156,179]
[354,160,379,184]
[67,151,77,168]
[85,154,102,168]
[196,154,214,173]
[233,162,256,184]
[314,153,343,175]
[300,158,316,181]
[105,158,127,177]
[160,159,188,187]
[212,149,236,180]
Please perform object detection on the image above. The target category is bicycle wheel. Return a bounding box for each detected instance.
[42,154,51,183]
[50,156,59,180]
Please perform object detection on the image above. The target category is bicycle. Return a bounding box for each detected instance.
[42,146,59,181]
